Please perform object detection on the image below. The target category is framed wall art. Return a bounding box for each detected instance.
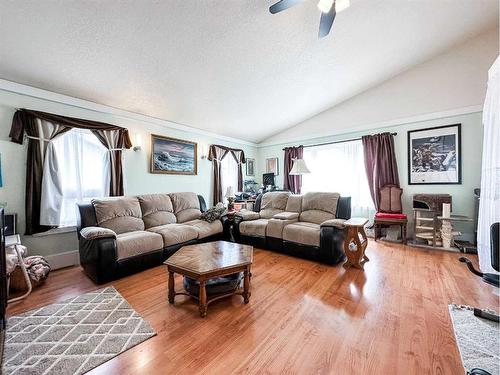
[266,157,279,176]
[246,158,255,176]
[407,124,461,185]
[150,134,197,175]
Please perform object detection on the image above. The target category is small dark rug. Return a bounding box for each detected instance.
[2,286,156,375]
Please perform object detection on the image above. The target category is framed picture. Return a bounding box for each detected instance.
[246,158,255,176]
[408,124,461,185]
[266,157,279,176]
[150,134,197,175]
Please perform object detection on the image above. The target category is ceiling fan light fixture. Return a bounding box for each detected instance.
[317,0,334,13]
[335,0,350,12]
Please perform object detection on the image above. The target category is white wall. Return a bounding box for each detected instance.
[0,88,258,262]
[262,29,498,145]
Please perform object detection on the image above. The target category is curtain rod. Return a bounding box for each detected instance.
[282,132,397,150]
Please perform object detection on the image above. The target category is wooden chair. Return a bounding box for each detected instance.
[374,185,407,244]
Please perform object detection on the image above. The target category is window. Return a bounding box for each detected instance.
[40,129,110,227]
[220,153,239,203]
[301,140,375,217]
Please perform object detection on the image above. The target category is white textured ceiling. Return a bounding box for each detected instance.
[0,0,497,143]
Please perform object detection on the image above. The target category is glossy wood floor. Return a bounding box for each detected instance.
[7,241,499,375]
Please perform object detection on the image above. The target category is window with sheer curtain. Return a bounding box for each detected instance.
[220,154,239,204]
[40,129,110,227]
[301,140,375,218]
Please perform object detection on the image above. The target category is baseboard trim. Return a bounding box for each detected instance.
[45,250,80,270]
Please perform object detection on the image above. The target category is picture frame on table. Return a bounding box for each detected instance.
[150,134,197,175]
[266,157,279,176]
[407,124,461,185]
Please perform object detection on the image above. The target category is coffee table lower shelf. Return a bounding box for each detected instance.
[167,265,251,318]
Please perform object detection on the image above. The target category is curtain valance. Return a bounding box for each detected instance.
[10,109,132,148]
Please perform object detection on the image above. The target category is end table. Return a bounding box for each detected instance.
[343,218,369,270]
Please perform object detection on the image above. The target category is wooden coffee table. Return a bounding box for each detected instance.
[164,241,253,317]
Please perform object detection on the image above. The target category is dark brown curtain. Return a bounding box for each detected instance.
[208,144,246,205]
[9,109,132,234]
[362,132,399,211]
[283,146,304,194]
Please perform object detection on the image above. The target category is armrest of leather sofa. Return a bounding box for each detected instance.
[236,210,260,221]
[80,226,116,240]
[273,212,299,220]
[78,228,118,284]
[320,218,346,229]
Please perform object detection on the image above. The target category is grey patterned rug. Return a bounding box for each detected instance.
[449,304,499,375]
[2,287,156,375]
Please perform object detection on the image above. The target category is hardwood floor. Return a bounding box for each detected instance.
[7,241,498,374]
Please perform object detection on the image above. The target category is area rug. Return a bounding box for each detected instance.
[2,287,156,375]
[448,304,499,375]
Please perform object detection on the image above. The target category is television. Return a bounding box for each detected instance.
[263,173,275,187]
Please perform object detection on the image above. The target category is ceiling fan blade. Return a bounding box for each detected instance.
[318,6,336,38]
[269,0,304,14]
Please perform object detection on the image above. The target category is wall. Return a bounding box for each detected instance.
[0,88,258,265]
[258,111,483,240]
[262,28,497,145]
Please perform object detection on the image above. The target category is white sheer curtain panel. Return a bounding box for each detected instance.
[220,154,238,204]
[302,140,375,218]
[40,129,110,226]
[477,56,500,273]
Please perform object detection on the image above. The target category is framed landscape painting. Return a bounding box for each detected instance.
[266,157,279,176]
[150,134,197,175]
[408,124,461,185]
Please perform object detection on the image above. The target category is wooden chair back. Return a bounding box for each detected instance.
[378,185,403,213]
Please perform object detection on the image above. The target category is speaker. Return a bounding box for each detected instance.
[4,213,16,236]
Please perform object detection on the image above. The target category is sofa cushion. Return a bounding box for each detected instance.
[239,219,269,237]
[184,219,223,239]
[93,196,145,234]
[116,231,163,260]
[138,194,176,229]
[260,191,291,219]
[267,218,297,239]
[285,195,302,212]
[299,192,340,224]
[236,210,260,221]
[283,222,321,247]
[147,223,199,246]
[273,212,299,220]
[169,192,202,223]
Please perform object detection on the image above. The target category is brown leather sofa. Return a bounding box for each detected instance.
[77,192,224,283]
[232,191,351,264]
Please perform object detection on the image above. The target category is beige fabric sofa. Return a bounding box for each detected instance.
[233,191,351,264]
[77,192,223,283]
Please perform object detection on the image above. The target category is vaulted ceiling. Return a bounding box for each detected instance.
[0,0,497,143]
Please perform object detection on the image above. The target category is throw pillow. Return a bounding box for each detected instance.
[201,203,227,223]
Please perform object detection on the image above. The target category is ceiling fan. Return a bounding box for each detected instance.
[269,0,350,38]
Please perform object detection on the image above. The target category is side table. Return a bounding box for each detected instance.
[343,218,369,270]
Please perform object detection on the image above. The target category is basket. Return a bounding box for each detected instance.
[9,266,45,292]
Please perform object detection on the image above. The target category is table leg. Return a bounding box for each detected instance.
[243,267,251,304]
[199,281,207,318]
[168,270,175,304]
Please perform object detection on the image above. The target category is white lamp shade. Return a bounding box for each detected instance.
[317,0,334,13]
[335,0,350,12]
[225,186,235,198]
[289,159,311,175]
